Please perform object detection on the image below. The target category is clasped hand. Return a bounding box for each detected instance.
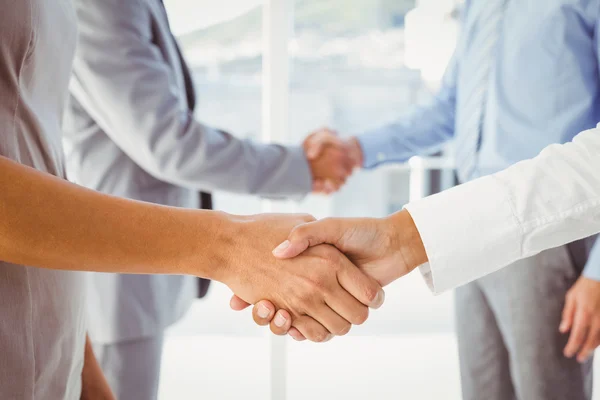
[303,128,363,194]
[222,214,385,342]
[225,211,425,342]
[222,130,423,343]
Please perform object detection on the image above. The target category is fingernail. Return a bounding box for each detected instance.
[371,290,385,309]
[274,313,287,328]
[272,240,290,256]
[257,304,270,319]
[559,322,567,332]
[565,350,573,358]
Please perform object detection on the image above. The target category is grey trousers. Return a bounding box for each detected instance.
[93,334,165,400]
[455,245,593,400]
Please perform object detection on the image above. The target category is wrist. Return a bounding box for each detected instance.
[177,210,241,284]
[346,137,364,168]
[384,210,428,274]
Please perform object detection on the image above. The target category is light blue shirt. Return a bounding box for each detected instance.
[358,0,600,280]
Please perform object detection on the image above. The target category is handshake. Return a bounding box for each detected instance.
[303,128,365,194]
[219,210,428,343]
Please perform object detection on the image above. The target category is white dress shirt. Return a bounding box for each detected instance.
[405,124,600,294]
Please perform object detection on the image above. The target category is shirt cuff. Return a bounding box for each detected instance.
[356,129,403,169]
[404,175,523,294]
[583,242,600,282]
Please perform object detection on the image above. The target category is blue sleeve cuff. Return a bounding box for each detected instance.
[357,127,412,169]
[582,240,600,282]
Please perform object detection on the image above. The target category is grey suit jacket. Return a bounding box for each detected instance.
[63,0,312,343]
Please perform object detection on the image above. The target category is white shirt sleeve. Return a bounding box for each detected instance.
[404,125,600,294]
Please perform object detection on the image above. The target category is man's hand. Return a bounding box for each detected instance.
[81,335,115,400]
[222,213,385,342]
[560,276,600,363]
[303,128,362,194]
[230,210,427,340]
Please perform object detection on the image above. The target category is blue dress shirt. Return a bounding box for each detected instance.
[358,0,600,280]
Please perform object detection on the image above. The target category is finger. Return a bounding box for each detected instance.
[337,261,385,309]
[272,219,345,259]
[323,179,336,194]
[325,286,370,326]
[324,179,346,194]
[230,295,251,311]
[578,322,600,363]
[564,308,591,358]
[269,309,293,335]
[288,327,306,341]
[305,132,343,160]
[251,300,276,326]
[312,179,326,193]
[342,155,355,175]
[330,166,350,182]
[324,152,352,181]
[310,303,352,337]
[291,315,333,343]
[560,296,576,333]
[306,140,325,160]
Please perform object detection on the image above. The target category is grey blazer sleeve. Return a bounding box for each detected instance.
[69,0,311,197]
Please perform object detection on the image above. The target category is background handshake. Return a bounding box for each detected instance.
[303,128,365,194]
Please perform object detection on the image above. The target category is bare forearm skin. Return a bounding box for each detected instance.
[0,156,232,281]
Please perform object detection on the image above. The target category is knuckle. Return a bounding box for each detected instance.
[320,246,341,265]
[581,307,593,318]
[299,213,316,223]
[309,278,326,294]
[290,225,312,244]
[297,288,320,309]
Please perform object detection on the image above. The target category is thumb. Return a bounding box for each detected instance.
[306,140,325,160]
[272,219,344,259]
[305,130,343,160]
[230,294,252,311]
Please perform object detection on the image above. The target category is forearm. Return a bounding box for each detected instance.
[0,156,231,280]
[69,1,311,198]
[406,126,600,293]
[357,111,454,169]
[356,52,458,169]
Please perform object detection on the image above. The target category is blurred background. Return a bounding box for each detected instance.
[157,1,493,399]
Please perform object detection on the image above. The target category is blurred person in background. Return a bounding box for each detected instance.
[62,0,356,399]
[237,1,600,399]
